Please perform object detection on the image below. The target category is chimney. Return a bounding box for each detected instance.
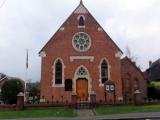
[149,61,152,67]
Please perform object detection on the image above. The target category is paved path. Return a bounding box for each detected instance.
[2,112,160,120]
[76,109,95,117]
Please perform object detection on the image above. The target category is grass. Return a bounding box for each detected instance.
[0,108,76,119]
[1,105,160,119]
[95,105,160,115]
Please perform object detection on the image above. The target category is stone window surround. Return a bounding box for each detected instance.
[98,58,111,87]
[72,32,91,52]
[77,15,85,28]
[70,56,94,62]
[52,58,66,87]
[77,15,86,21]
[72,65,92,101]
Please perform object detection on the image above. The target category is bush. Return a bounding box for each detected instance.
[147,81,160,100]
[1,79,24,104]
[148,86,160,99]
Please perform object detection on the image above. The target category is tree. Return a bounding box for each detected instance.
[1,79,24,104]
[29,86,40,97]
[26,81,40,102]
[126,45,137,62]
[125,45,142,69]
[148,81,160,99]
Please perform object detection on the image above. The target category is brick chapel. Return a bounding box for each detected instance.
[39,1,147,103]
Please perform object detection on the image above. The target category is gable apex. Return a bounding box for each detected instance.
[74,2,88,14]
[39,2,123,54]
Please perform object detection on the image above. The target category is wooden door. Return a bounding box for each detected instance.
[76,79,88,101]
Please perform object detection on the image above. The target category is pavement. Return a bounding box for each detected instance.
[2,111,160,120]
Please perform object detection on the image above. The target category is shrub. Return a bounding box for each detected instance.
[1,79,24,104]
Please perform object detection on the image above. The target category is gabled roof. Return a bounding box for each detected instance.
[149,58,160,69]
[146,58,160,81]
[39,1,123,53]
[121,57,144,78]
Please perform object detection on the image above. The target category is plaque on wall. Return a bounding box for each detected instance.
[106,85,110,91]
[110,85,115,92]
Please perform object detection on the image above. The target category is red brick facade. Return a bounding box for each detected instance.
[40,2,146,103]
[121,57,147,101]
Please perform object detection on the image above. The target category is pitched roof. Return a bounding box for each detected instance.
[39,1,123,54]
[149,58,160,69]
[121,57,144,78]
[146,58,160,81]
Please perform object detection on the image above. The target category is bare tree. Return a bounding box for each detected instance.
[125,45,137,63]
[125,45,142,69]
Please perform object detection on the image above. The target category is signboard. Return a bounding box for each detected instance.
[106,85,110,91]
[105,84,115,92]
[110,85,115,91]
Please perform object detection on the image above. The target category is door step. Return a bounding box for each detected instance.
[76,101,91,109]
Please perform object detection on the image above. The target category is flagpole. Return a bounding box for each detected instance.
[24,49,29,102]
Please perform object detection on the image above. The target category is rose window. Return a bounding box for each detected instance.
[72,32,91,52]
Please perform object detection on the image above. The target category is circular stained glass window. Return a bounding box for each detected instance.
[72,32,91,52]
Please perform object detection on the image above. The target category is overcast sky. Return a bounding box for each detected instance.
[0,0,160,82]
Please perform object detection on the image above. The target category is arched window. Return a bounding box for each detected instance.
[126,73,131,93]
[79,16,85,26]
[77,67,87,76]
[101,60,108,84]
[134,78,139,90]
[55,60,62,84]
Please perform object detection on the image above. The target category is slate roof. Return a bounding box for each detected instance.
[146,59,160,81]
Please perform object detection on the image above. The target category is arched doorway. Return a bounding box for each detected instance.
[72,65,92,102]
[76,78,88,101]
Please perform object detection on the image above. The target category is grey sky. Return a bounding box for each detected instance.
[0,0,160,82]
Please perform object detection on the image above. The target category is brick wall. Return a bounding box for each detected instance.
[121,57,147,101]
[40,11,122,103]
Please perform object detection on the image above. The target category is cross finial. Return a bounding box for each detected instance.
[80,0,83,4]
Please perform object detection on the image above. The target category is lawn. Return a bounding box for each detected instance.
[0,108,76,119]
[95,105,160,115]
